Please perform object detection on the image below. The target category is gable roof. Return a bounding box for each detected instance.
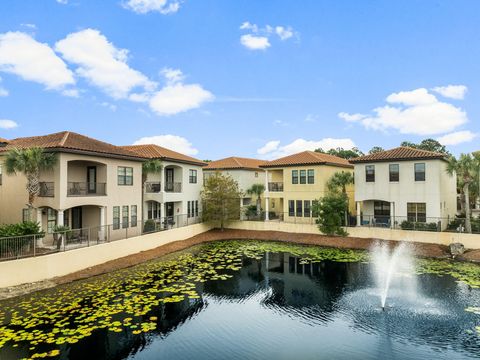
[0,131,143,161]
[121,144,206,166]
[261,151,352,168]
[204,156,267,171]
[349,146,448,164]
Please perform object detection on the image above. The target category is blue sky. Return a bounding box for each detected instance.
[0,0,479,160]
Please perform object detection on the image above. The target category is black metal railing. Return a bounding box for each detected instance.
[39,182,54,197]
[67,182,106,196]
[164,182,182,193]
[268,182,284,192]
[145,182,161,193]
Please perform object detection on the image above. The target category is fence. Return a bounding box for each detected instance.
[243,211,480,234]
[0,213,203,262]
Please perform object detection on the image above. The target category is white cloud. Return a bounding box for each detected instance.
[0,119,18,129]
[240,34,270,50]
[55,29,155,99]
[0,76,8,97]
[101,102,117,112]
[257,138,356,159]
[258,140,280,155]
[432,85,467,100]
[61,88,79,97]
[339,87,468,136]
[239,22,258,32]
[437,130,477,146]
[122,0,180,14]
[21,23,37,30]
[0,31,75,90]
[133,134,198,155]
[160,67,185,84]
[149,83,214,116]
[56,0,68,4]
[275,26,293,40]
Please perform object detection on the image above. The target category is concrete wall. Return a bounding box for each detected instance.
[0,223,212,288]
[227,220,480,249]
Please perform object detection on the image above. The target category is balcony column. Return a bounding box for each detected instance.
[36,208,44,247]
[264,170,269,221]
[99,206,106,241]
[356,202,361,227]
[390,202,395,229]
[57,210,64,227]
[160,166,165,194]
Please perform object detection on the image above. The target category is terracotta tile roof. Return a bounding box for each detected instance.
[0,131,143,160]
[121,144,206,166]
[261,151,352,168]
[204,157,267,171]
[349,146,447,164]
[0,137,8,143]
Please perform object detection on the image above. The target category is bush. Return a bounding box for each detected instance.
[143,219,156,233]
[400,221,438,231]
[313,193,348,236]
[0,221,44,238]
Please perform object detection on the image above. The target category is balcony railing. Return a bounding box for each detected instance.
[145,182,161,193]
[268,182,284,192]
[67,182,106,196]
[165,182,182,193]
[39,182,54,197]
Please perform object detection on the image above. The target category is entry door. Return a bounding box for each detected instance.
[72,207,83,229]
[166,202,174,217]
[87,166,97,193]
[166,168,174,191]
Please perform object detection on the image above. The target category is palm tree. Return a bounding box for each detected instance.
[326,171,355,226]
[447,154,478,233]
[141,159,163,224]
[4,147,57,219]
[246,184,265,216]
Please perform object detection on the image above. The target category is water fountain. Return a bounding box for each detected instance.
[370,242,416,310]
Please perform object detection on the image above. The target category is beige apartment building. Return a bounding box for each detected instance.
[0,131,144,241]
[260,151,355,223]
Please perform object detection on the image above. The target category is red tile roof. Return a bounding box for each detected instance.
[204,157,267,171]
[121,144,206,166]
[0,137,8,143]
[0,131,143,160]
[261,151,353,168]
[349,146,447,163]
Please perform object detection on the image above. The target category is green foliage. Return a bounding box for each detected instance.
[141,159,162,182]
[368,146,385,154]
[401,138,450,155]
[313,193,348,236]
[315,147,364,159]
[0,221,44,238]
[326,171,354,194]
[244,204,258,217]
[246,183,265,215]
[400,221,438,231]
[201,172,242,230]
[143,219,157,233]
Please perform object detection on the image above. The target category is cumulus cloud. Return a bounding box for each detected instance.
[240,34,270,50]
[239,22,296,50]
[133,134,198,155]
[0,119,18,129]
[56,0,68,4]
[55,29,155,99]
[0,76,8,97]
[122,0,180,14]
[160,67,185,84]
[149,83,213,116]
[339,87,468,136]
[436,130,477,146]
[0,31,75,90]
[432,85,467,100]
[257,138,356,159]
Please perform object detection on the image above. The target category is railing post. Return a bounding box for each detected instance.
[33,235,36,257]
[88,228,91,247]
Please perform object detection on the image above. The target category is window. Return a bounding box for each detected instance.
[415,163,425,181]
[407,203,426,222]
[118,167,133,185]
[312,200,319,217]
[366,165,375,182]
[187,201,191,218]
[47,208,56,234]
[122,206,129,228]
[147,202,160,219]
[292,170,298,184]
[131,205,137,227]
[300,170,306,184]
[304,200,311,217]
[22,208,30,223]
[288,200,295,216]
[189,169,197,184]
[195,200,199,216]
[389,164,399,182]
[113,206,120,230]
[63,211,69,228]
[296,200,303,217]
[307,169,314,184]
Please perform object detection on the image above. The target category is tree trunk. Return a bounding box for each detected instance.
[464,182,472,233]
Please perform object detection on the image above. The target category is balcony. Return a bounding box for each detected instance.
[145,182,161,193]
[39,182,54,197]
[268,182,284,192]
[67,182,106,197]
[165,182,182,193]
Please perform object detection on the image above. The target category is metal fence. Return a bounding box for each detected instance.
[0,213,203,262]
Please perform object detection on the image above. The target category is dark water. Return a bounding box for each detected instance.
[0,241,479,360]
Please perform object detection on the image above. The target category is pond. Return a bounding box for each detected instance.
[0,240,479,360]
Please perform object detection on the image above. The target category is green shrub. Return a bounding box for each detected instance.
[244,205,258,217]
[313,193,348,236]
[143,219,156,233]
[0,221,44,238]
[400,220,438,231]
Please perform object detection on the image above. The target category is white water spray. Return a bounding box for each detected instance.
[370,242,416,310]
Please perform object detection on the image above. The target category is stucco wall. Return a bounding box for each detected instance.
[0,223,212,288]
